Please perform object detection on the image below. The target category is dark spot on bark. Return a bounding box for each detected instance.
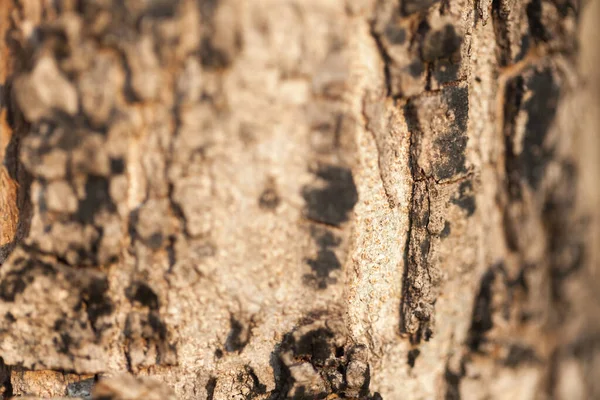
[12,257,25,265]
[214,349,223,358]
[451,180,476,216]
[335,346,344,357]
[124,314,133,338]
[304,227,342,290]
[357,365,372,398]
[126,281,160,310]
[408,60,425,78]
[0,259,55,302]
[295,328,335,367]
[148,312,167,340]
[82,276,114,333]
[199,37,231,69]
[143,0,179,19]
[302,165,358,227]
[77,175,117,224]
[166,236,176,271]
[206,377,217,400]
[109,157,125,174]
[467,265,498,351]
[502,211,521,252]
[568,335,600,362]
[504,344,540,367]
[47,120,79,148]
[53,318,76,353]
[127,209,140,242]
[407,348,421,368]
[491,0,511,67]
[0,357,12,399]
[419,236,431,258]
[146,232,164,249]
[515,34,531,62]
[402,0,441,15]
[502,76,526,201]
[0,275,26,302]
[259,186,280,210]
[226,315,250,352]
[425,328,433,341]
[433,59,460,84]
[53,318,67,331]
[54,332,73,354]
[4,313,16,323]
[444,363,464,400]
[421,24,462,62]
[440,221,451,238]
[551,241,585,286]
[311,227,341,248]
[0,103,24,187]
[526,0,547,41]
[268,347,294,399]
[520,69,560,188]
[38,187,49,218]
[433,86,469,181]
[403,102,422,177]
[246,365,267,395]
[444,85,469,134]
[542,163,584,302]
[384,22,406,45]
[37,25,71,61]
[519,311,534,323]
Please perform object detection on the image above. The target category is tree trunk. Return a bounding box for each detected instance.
[0,0,598,399]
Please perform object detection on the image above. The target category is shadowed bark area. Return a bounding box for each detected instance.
[0,0,598,399]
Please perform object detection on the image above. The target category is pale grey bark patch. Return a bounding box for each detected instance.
[66,378,94,399]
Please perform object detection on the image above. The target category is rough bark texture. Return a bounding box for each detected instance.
[0,0,598,399]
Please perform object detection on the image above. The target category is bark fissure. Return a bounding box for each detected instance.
[369,1,477,348]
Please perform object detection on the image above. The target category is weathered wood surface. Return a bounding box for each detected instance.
[0,0,598,399]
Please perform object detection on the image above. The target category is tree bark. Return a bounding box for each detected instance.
[0,0,598,399]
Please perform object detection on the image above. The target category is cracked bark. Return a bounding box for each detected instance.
[0,0,599,399]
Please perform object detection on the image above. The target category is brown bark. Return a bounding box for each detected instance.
[0,0,598,399]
